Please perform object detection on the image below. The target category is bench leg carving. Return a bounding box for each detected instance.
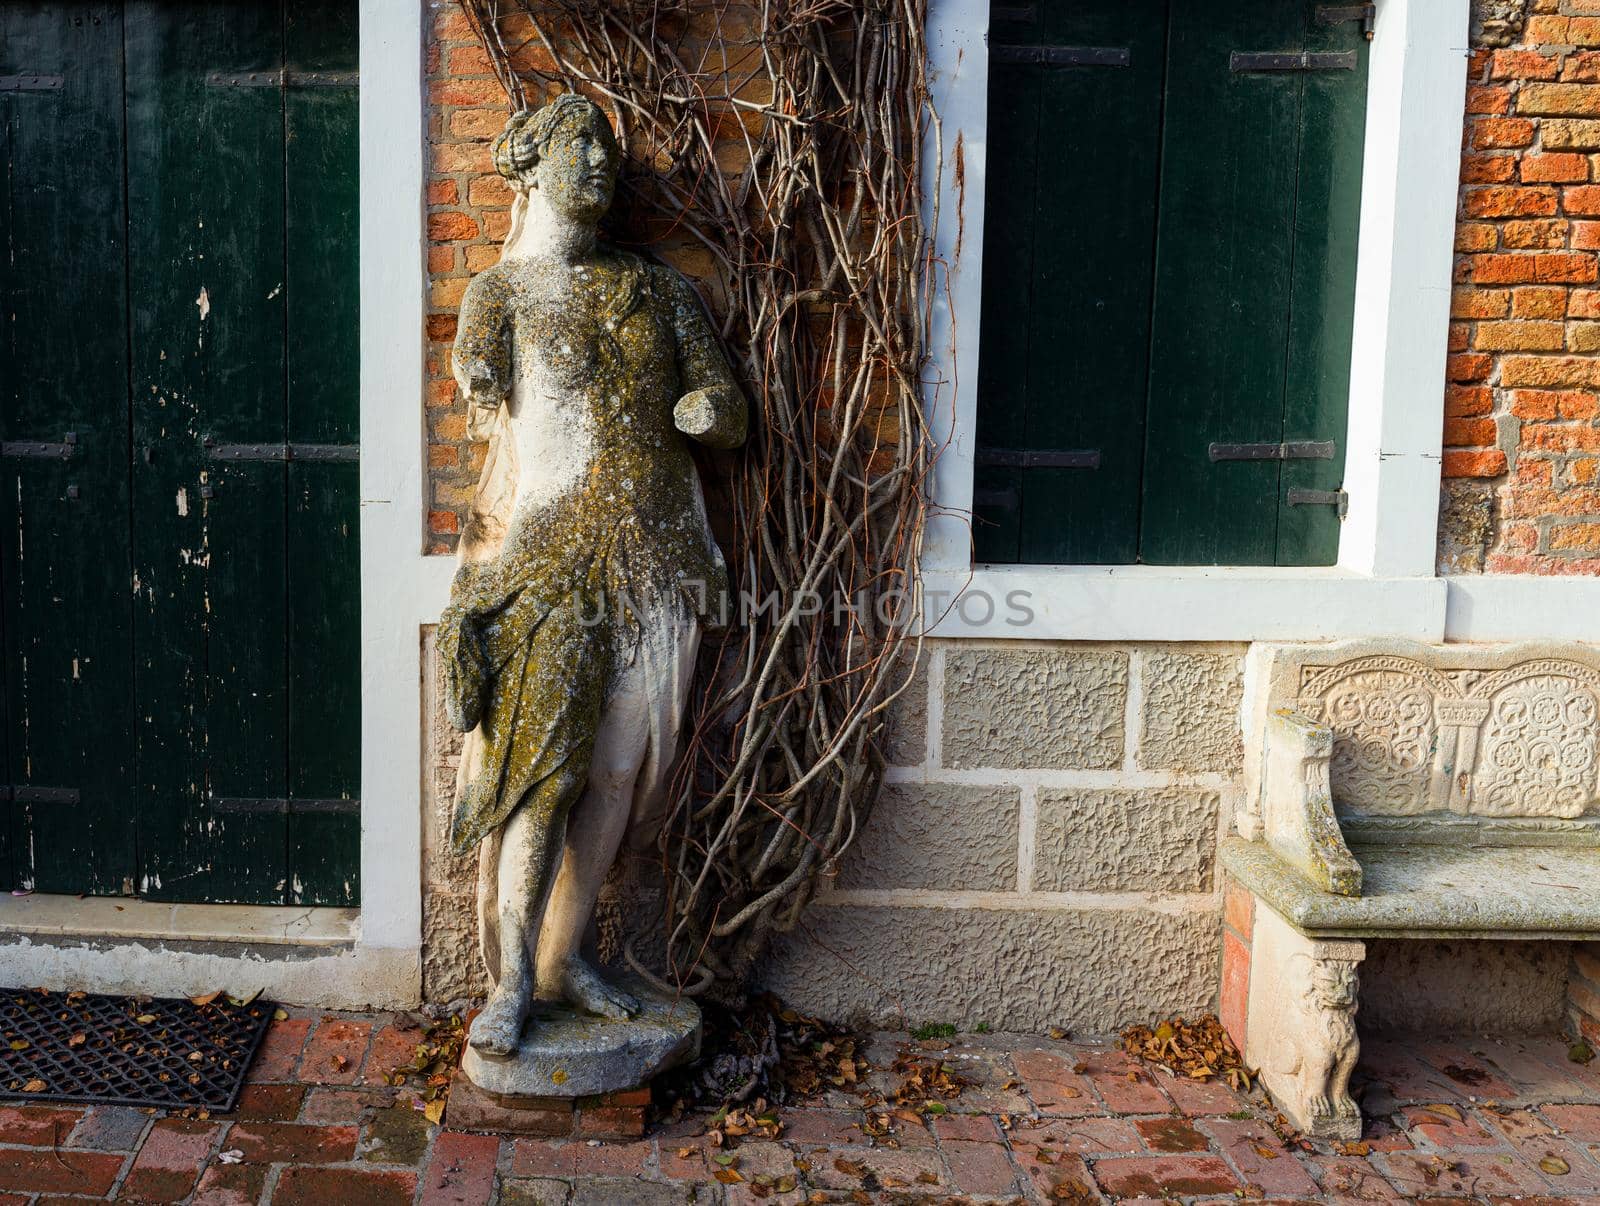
[1245,905,1365,1141]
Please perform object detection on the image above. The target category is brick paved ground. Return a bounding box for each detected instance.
[2,1010,1599,1203]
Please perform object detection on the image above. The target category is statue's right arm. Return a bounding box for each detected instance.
[452,269,514,441]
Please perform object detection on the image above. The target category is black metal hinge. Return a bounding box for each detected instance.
[1209,440,1336,462]
[0,786,81,805]
[977,447,1102,469]
[0,75,64,92]
[205,69,358,88]
[1231,51,1357,72]
[1288,488,1349,517]
[214,797,360,815]
[991,45,1129,67]
[204,438,359,463]
[1317,3,1377,39]
[2,432,77,460]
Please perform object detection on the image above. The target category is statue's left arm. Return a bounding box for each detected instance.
[660,268,747,450]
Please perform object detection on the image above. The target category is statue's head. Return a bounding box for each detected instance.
[493,93,621,225]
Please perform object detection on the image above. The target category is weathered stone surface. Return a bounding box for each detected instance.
[1244,906,1364,1141]
[1437,481,1495,574]
[942,648,1127,770]
[883,653,929,767]
[839,782,1018,891]
[1138,649,1244,773]
[760,905,1218,1033]
[461,985,700,1098]
[1250,640,1600,819]
[1033,787,1218,893]
[422,891,489,1002]
[1360,938,1571,1033]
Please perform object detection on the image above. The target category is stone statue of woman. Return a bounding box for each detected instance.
[438,94,746,1057]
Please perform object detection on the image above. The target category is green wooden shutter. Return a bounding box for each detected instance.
[973,0,1169,565]
[1140,0,1366,565]
[974,0,1368,568]
[1,4,139,895]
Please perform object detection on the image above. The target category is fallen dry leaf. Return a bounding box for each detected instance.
[712,1169,744,1184]
[1251,1143,1281,1160]
[21,1078,45,1092]
[189,990,222,1007]
[1540,1155,1571,1176]
[1419,1103,1463,1122]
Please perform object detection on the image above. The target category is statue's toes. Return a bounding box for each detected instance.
[598,985,641,1020]
[469,998,523,1055]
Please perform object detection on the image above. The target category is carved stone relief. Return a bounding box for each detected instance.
[1290,650,1600,819]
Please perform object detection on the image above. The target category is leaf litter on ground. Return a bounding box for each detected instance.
[1119,1013,1254,1091]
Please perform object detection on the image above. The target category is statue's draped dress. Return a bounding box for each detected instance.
[438,247,739,983]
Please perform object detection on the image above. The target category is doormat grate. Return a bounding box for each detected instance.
[0,987,275,1111]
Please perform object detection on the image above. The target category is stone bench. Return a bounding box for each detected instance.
[1218,641,1600,1140]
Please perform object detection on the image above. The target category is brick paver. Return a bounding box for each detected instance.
[2,1009,1599,1202]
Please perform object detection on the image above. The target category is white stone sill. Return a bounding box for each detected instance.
[923,566,1447,642]
[0,894,358,948]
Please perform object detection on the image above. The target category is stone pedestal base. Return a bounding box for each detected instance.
[446,1068,650,1139]
[461,984,701,1099]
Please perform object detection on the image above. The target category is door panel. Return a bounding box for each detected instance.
[0,3,137,895]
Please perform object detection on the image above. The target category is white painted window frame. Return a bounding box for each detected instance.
[919,0,1600,642]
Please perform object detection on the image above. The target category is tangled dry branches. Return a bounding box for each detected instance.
[457,0,941,994]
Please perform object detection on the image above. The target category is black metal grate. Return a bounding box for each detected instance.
[0,987,275,1111]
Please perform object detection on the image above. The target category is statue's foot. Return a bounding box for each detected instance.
[469,986,528,1056]
[559,956,640,1021]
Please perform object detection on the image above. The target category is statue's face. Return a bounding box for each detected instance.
[534,110,620,224]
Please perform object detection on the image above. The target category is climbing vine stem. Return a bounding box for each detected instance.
[457,0,944,996]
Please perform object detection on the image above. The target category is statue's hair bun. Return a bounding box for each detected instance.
[492,93,610,182]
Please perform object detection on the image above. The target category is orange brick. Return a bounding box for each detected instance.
[1526,14,1572,44]
[1445,417,1500,445]
[1466,186,1559,217]
[1572,287,1600,315]
[427,178,458,206]
[1467,84,1513,114]
[433,6,473,40]
[1473,252,1598,284]
[465,244,500,271]
[1570,17,1600,46]
[428,76,505,106]
[1447,352,1495,382]
[433,412,467,441]
[428,244,456,274]
[427,378,456,408]
[1464,153,1518,183]
[1524,423,1600,451]
[1502,353,1600,385]
[1562,51,1600,81]
[1570,320,1600,352]
[1574,220,1600,248]
[428,444,460,468]
[1491,49,1561,80]
[1503,218,1570,248]
[1561,387,1600,417]
[447,44,497,75]
[1543,118,1600,150]
[1456,223,1500,253]
[468,175,515,207]
[1520,82,1600,115]
[431,277,469,309]
[428,509,461,535]
[427,211,480,242]
[1473,117,1538,149]
[1475,319,1565,350]
[1454,287,1511,318]
[425,313,458,342]
[1573,458,1600,483]
[1443,449,1509,477]
[1510,389,1561,419]
[1550,522,1600,550]
[450,108,508,140]
[1446,385,1494,417]
[433,141,494,174]
[1521,152,1590,182]
[483,209,513,240]
[1512,286,1567,317]
[1448,322,1471,353]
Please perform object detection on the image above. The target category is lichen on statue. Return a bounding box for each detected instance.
[437,94,746,1058]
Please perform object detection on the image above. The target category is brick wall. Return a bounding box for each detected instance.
[1441,1,1600,573]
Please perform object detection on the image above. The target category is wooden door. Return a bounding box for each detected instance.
[0,0,360,906]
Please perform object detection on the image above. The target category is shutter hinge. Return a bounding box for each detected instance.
[977,447,1102,469]
[0,74,64,92]
[1287,488,1349,518]
[205,69,358,88]
[1,786,81,805]
[1316,3,1377,40]
[203,437,359,462]
[2,432,77,460]
[1209,440,1336,462]
[214,797,360,814]
[991,45,1130,68]
[1231,51,1358,73]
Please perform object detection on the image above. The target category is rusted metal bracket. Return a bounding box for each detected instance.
[0,75,64,92]
[977,447,1102,469]
[205,69,357,88]
[2,432,77,460]
[1288,488,1350,517]
[1231,51,1357,72]
[1317,3,1377,39]
[214,797,360,814]
[991,45,1129,67]
[1209,440,1336,462]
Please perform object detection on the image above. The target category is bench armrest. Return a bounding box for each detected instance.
[1259,711,1363,897]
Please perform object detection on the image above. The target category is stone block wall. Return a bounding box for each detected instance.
[757,641,1241,1034]
[1574,944,1600,1043]
[1441,0,1600,573]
